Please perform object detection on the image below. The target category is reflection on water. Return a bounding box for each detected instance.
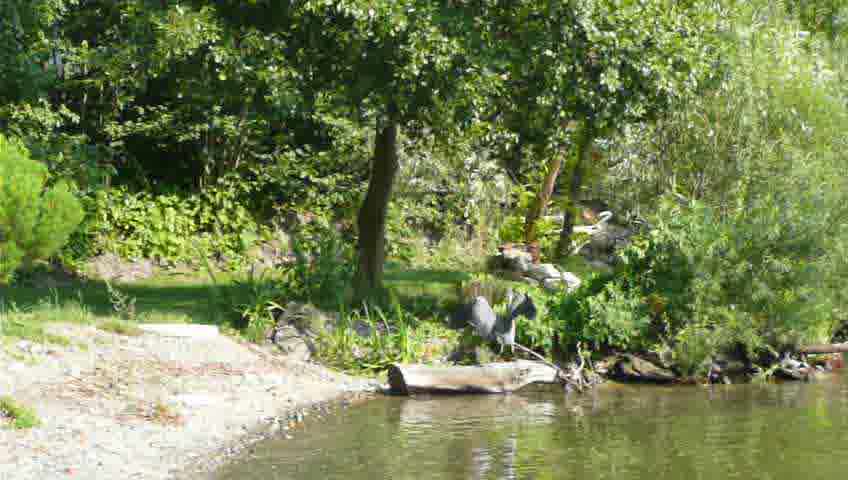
[214,370,848,480]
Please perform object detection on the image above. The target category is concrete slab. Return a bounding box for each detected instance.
[139,324,220,339]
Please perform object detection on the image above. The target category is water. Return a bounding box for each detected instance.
[214,372,848,480]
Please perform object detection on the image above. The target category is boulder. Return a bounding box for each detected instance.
[268,302,336,360]
[270,324,314,362]
[274,302,335,334]
[612,354,677,383]
[542,278,564,292]
[712,353,749,375]
[138,324,220,339]
[526,263,561,282]
[561,272,582,291]
[501,248,533,273]
[578,224,635,265]
[510,255,533,274]
[776,357,813,381]
[87,253,155,282]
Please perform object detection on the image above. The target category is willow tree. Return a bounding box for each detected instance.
[215,1,498,298]
[482,1,722,254]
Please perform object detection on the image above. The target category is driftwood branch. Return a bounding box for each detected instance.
[387,361,560,395]
[799,343,848,354]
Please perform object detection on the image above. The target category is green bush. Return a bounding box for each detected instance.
[0,135,84,282]
[0,396,41,430]
[84,173,267,265]
[562,1,848,372]
[552,194,843,371]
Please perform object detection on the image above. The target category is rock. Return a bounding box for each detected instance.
[561,272,582,291]
[542,278,564,292]
[501,248,533,273]
[775,357,815,381]
[511,255,532,274]
[578,223,635,265]
[712,353,749,375]
[245,232,293,273]
[138,324,220,339]
[271,325,314,362]
[8,362,25,373]
[87,253,155,282]
[612,354,677,383]
[526,263,561,282]
[274,302,334,335]
[172,394,215,408]
[490,245,534,274]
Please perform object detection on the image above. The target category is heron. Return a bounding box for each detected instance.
[459,290,537,354]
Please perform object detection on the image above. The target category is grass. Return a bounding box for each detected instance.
[97,319,143,336]
[1,271,242,348]
[0,396,41,429]
[148,400,184,426]
[2,259,489,374]
[0,304,74,346]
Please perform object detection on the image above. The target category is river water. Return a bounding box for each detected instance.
[214,369,848,480]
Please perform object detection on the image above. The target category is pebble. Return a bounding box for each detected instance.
[8,362,26,372]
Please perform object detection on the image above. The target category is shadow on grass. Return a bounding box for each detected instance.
[3,266,474,328]
[384,266,473,321]
[3,275,252,326]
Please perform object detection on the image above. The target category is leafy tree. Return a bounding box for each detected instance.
[479,0,721,254]
[213,0,501,298]
[0,135,84,282]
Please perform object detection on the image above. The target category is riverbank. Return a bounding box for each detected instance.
[0,322,380,480]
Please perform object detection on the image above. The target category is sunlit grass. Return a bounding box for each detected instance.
[0,396,41,430]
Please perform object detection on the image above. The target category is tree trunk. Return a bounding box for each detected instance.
[523,152,563,245]
[799,343,848,354]
[556,127,594,259]
[354,117,400,300]
[387,361,560,395]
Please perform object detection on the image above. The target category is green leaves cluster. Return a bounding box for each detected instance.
[0,135,84,282]
[86,173,266,264]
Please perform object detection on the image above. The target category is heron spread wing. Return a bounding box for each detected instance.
[469,296,496,340]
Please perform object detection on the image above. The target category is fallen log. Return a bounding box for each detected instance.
[799,343,848,354]
[387,361,560,395]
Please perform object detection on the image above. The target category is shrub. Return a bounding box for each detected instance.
[552,194,844,370]
[0,396,41,430]
[84,172,267,265]
[0,135,84,283]
[559,1,848,372]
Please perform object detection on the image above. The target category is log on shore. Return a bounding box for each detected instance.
[387,361,560,395]
[799,343,848,354]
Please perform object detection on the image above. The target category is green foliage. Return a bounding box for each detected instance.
[0,135,84,283]
[231,269,287,343]
[86,173,267,265]
[97,318,143,337]
[229,227,355,341]
[575,0,848,371]
[315,300,458,375]
[0,396,41,430]
[279,228,356,309]
[553,191,844,372]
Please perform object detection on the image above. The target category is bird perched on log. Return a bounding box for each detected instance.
[454,290,537,354]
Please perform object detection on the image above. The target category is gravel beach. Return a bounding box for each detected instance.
[0,324,379,480]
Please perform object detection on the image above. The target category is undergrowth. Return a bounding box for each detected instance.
[0,396,41,429]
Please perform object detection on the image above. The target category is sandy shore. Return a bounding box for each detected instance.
[0,324,379,480]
